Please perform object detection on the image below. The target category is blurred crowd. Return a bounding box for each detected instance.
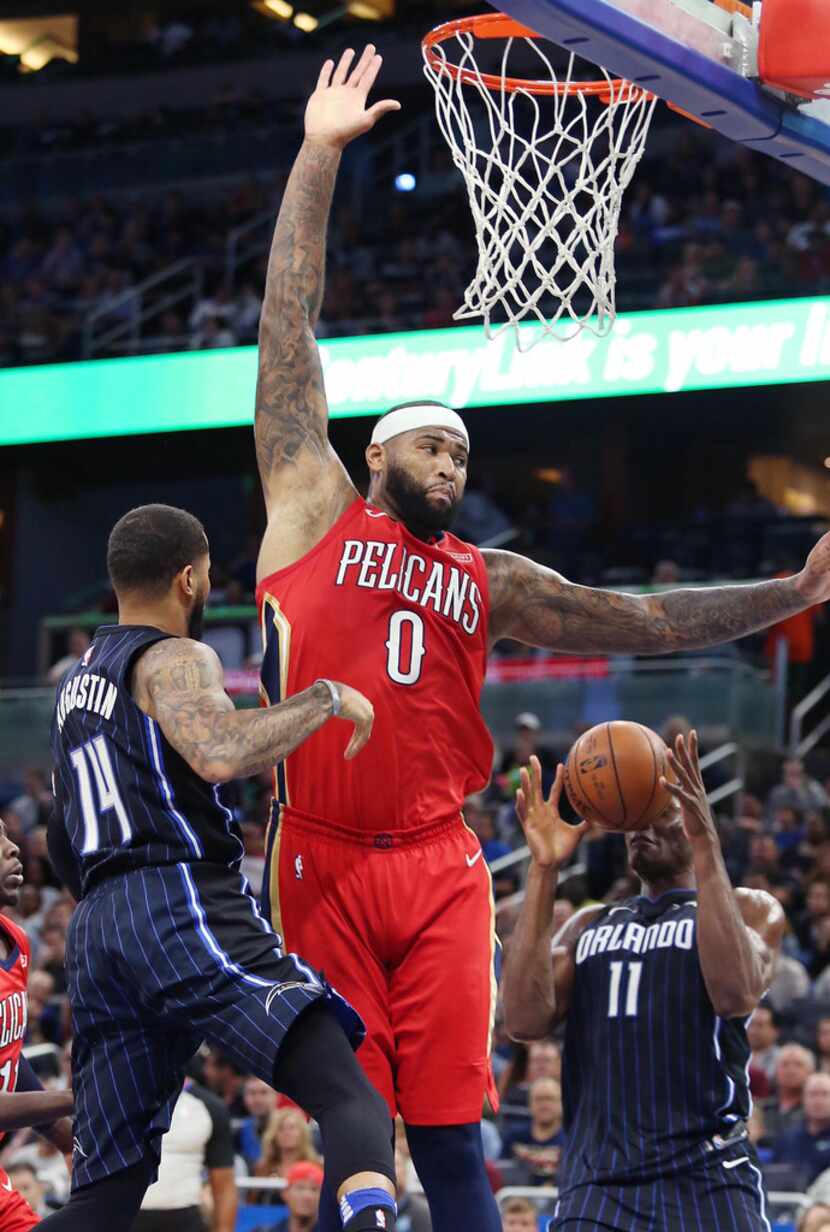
[3,111,830,367]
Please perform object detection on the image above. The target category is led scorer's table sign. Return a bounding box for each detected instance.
[2,296,830,447]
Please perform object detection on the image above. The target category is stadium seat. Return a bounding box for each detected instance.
[235,1206,285,1232]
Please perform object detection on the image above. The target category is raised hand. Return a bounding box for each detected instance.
[516,757,590,869]
[305,46,401,151]
[662,730,717,844]
[333,683,374,760]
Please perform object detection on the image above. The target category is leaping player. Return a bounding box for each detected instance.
[0,818,74,1232]
[254,46,830,1232]
[503,734,783,1230]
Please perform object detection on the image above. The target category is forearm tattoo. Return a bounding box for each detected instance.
[135,641,331,782]
[254,141,341,478]
[485,551,805,654]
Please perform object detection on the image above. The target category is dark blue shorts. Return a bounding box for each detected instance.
[551,1139,770,1231]
[66,862,363,1190]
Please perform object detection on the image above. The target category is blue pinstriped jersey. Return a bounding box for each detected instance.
[559,889,751,1190]
[50,625,243,897]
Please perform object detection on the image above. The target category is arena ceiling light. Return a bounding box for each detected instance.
[254,0,395,30]
[0,14,78,73]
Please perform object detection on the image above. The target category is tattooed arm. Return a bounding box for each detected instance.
[132,639,374,782]
[255,47,399,579]
[484,538,830,653]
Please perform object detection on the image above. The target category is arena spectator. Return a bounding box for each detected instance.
[6,1164,48,1217]
[799,1204,830,1232]
[238,1076,278,1170]
[36,922,67,995]
[761,1044,816,1141]
[4,1134,69,1204]
[498,714,555,800]
[255,1107,321,1187]
[45,630,91,689]
[135,1077,237,1232]
[797,881,830,974]
[500,1196,537,1232]
[773,1073,830,1187]
[8,769,53,834]
[269,1161,323,1232]
[767,950,811,1011]
[770,760,830,819]
[25,970,62,1047]
[748,1006,781,1087]
[201,1050,247,1118]
[500,1077,565,1186]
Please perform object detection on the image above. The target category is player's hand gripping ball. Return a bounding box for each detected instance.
[564,721,675,832]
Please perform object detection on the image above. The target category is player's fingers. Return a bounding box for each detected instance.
[367,99,402,122]
[316,58,334,90]
[690,728,700,765]
[350,45,378,88]
[529,753,543,795]
[332,48,355,86]
[666,748,694,790]
[548,762,564,808]
[661,776,696,808]
[516,788,527,824]
[344,714,372,759]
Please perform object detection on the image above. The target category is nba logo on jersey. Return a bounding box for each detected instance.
[81,646,94,667]
[295,854,303,880]
[375,1212,387,1229]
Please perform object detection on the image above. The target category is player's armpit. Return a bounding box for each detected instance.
[483,549,807,653]
[550,905,604,1027]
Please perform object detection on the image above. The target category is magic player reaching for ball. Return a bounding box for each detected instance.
[502,734,784,1230]
[254,45,830,1232]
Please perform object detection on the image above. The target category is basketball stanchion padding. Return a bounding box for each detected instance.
[758,0,830,100]
[422,14,658,351]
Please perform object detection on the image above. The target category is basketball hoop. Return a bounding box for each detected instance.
[422,14,658,350]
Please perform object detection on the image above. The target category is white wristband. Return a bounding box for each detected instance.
[315,678,341,717]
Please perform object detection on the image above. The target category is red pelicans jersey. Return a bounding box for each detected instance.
[0,914,33,1222]
[256,497,493,831]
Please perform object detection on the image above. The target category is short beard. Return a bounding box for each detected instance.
[188,598,205,641]
[384,461,458,535]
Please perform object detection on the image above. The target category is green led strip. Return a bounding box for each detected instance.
[2,296,830,446]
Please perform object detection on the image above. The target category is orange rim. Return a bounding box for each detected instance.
[422,13,653,103]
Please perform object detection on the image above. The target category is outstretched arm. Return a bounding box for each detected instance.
[255,47,399,575]
[484,538,830,653]
[663,731,785,1018]
[133,639,374,782]
[501,757,594,1040]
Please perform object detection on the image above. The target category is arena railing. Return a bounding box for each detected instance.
[790,670,830,758]
[82,257,205,358]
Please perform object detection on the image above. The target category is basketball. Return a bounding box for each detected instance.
[563,721,674,832]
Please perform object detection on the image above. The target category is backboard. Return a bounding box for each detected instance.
[491,0,830,185]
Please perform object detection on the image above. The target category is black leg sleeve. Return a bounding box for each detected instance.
[37,1157,156,1232]
[273,1000,394,1193]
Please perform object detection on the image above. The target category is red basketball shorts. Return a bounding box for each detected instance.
[270,807,500,1124]
[0,1182,39,1231]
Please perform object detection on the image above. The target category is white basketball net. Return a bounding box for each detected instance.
[423,29,658,352]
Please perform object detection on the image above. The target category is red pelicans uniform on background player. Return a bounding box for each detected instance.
[0,819,73,1231]
[253,44,830,1232]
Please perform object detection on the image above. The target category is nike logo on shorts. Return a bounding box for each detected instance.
[722,1156,749,1170]
[465,849,483,868]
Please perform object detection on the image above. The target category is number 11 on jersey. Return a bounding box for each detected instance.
[608,961,643,1018]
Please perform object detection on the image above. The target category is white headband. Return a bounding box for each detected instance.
[371,404,470,450]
